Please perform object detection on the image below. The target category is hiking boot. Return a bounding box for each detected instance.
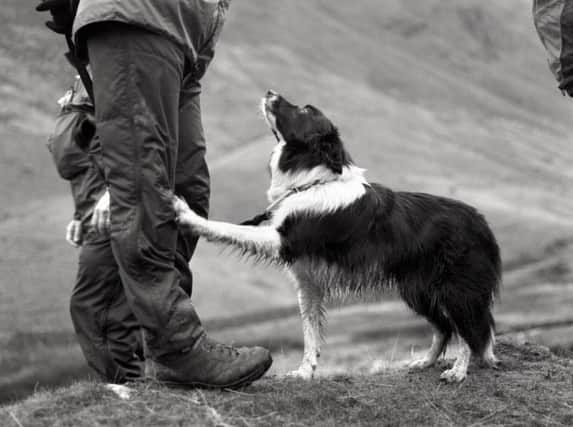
[145,335,272,389]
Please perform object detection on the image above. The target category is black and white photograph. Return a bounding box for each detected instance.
[1,0,572,425]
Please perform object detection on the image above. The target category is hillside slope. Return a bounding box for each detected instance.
[2,0,573,406]
[1,339,572,426]
[2,0,572,323]
[2,0,573,217]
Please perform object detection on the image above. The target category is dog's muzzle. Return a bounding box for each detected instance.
[262,90,281,141]
[263,90,280,112]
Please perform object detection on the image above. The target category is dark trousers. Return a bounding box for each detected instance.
[70,58,210,381]
[70,225,205,382]
[84,23,210,361]
[71,237,144,383]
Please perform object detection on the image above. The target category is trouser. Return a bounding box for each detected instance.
[71,236,143,382]
[84,22,210,360]
[70,230,204,382]
[70,67,210,383]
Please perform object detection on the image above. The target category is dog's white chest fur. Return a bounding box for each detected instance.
[267,142,369,228]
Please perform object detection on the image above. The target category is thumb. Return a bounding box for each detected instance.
[73,221,83,245]
[66,222,79,247]
[91,208,99,229]
[66,221,74,244]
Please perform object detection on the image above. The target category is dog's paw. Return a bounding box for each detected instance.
[478,355,501,370]
[173,197,203,232]
[285,367,315,380]
[172,196,189,215]
[408,357,435,371]
[439,367,467,383]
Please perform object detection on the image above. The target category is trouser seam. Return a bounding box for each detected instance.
[125,42,143,234]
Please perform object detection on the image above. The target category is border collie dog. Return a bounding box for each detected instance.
[174,91,502,383]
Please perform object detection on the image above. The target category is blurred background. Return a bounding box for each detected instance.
[1,0,573,403]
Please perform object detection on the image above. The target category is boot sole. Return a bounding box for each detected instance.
[158,355,273,390]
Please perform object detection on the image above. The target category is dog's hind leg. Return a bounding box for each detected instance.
[409,330,448,371]
[405,299,453,371]
[440,296,494,382]
[440,337,471,383]
[287,268,325,380]
[479,329,499,368]
[478,312,499,368]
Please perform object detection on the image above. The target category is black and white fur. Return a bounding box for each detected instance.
[174,91,501,383]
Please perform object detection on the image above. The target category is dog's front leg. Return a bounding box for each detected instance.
[174,197,281,261]
[287,270,325,380]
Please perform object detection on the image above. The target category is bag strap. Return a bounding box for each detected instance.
[64,34,94,104]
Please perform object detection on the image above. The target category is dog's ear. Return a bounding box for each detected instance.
[323,145,343,174]
[316,128,345,174]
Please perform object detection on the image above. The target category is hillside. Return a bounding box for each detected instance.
[1,0,573,405]
[1,339,572,426]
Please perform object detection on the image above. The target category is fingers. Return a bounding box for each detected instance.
[99,211,110,234]
[65,222,75,246]
[73,220,82,245]
[65,221,81,248]
[96,210,105,234]
[91,190,111,235]
[91,208,110,235]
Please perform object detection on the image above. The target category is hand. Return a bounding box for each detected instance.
[35,0,78,35]
[66,219,83,247]
[91,190,111,235]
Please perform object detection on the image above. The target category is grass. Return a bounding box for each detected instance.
[1,339,572,426]
[2,0,573,413]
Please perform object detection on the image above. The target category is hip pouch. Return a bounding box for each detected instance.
[47,77,95,180]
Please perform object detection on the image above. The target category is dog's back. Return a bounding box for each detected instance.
[279,183,501,290]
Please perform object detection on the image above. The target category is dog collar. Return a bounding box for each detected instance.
[240,179,329,226]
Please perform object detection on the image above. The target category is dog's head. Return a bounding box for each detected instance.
[261,91,351,175]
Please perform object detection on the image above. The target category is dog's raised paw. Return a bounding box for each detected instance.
[173,199,203,232]
[172,196,189,215]
[439,367,466,383]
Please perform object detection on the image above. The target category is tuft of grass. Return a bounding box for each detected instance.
[1,338,571,427]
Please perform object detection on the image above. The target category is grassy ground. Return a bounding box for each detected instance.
[2,0,573,410]
[1,339,571,427]
[1,222,573,404]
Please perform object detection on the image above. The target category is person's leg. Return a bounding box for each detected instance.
[85,22,271,387]
[70,237,143,383]
[87,23,204,357]
[174,79,211,295]
[176,79,210,220]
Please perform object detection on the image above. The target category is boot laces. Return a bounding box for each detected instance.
[202,337,240,357]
